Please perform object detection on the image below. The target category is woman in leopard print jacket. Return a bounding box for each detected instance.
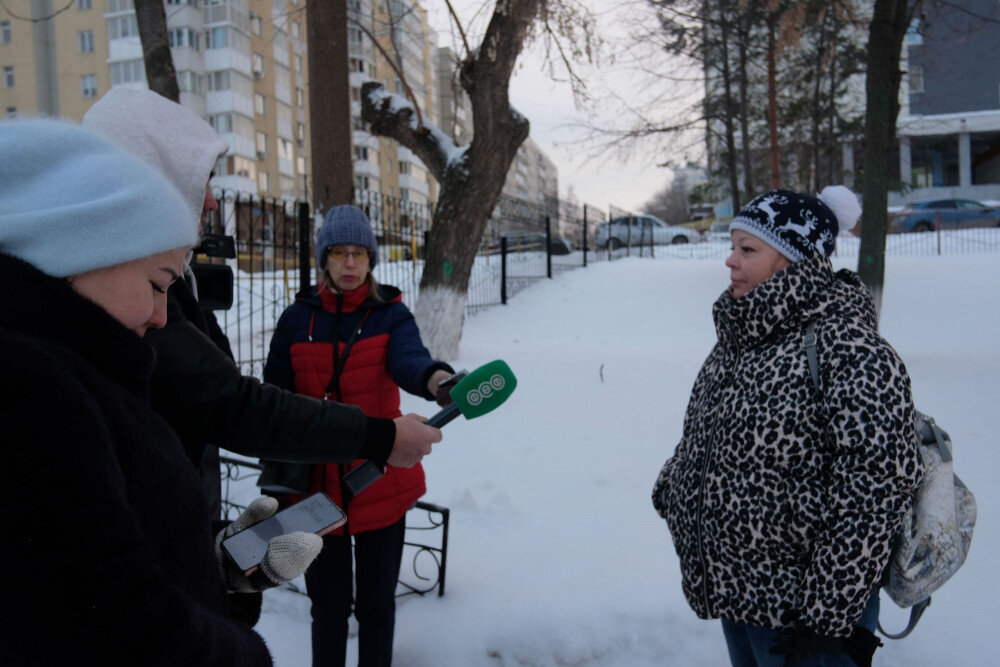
[652,188,922,667]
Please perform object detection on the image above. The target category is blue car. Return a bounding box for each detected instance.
[889,198,1000,233]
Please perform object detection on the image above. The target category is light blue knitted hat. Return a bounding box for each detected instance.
[315,205,378,269]
[0,118,196,277]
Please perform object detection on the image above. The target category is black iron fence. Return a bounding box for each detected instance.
[200,188,623,376]
[219,456,449,598]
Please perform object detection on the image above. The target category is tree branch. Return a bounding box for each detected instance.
[349,16,423,128]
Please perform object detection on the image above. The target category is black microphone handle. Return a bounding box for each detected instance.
[425,401,461,428]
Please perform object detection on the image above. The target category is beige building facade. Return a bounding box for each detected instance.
[1,1,554,210]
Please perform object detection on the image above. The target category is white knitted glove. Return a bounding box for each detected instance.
[215,496,323,593]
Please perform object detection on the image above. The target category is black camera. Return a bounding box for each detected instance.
[191,233,236,311]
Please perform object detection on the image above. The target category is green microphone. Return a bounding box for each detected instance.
[343,360,517,496]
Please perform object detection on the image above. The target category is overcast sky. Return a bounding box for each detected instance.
[424,0,689,214]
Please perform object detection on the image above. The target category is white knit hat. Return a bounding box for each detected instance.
[83,88,229,223]
[0,118,197,277]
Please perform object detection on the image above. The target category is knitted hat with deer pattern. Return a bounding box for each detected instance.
[729,186,862,262]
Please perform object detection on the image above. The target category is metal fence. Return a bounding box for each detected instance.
[201,188,619,376]
[200,188,1000,378]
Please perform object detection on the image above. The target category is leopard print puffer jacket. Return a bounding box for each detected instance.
[652,253,922,637]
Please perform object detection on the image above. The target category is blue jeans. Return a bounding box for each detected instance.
[721,589,880,667]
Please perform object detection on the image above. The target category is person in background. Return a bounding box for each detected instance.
[0,118,319,665]
[260,205,456,667]
[82,88,441,523]
[652,187,922,667]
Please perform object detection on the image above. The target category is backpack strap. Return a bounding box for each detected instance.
[877,598,931,640]
[804,321,820,394]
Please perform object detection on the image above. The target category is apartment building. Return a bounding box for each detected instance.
[0,0,311,200]
[893,0,1000,205]
[348,0,437,206]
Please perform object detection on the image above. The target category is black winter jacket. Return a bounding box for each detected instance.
[145,278,396,517]
[652,254,922,637]
[0,254,272,665]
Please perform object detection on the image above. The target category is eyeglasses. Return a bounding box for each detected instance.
[327,247,370,263]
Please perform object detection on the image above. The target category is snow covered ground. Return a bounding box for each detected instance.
[226,250,999,666]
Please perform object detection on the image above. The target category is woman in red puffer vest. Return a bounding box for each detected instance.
[261,205,453,667]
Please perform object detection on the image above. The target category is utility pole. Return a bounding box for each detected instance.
[306,0,353,212]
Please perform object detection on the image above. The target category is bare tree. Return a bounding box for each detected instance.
[361,0,598,359]
[134,0,179,102]
[857,0,923,318]
[643,180,691,225]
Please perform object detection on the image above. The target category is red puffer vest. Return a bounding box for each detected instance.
[290,283,425,534]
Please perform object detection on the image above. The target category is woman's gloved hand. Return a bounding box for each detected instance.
[214,496,323,593]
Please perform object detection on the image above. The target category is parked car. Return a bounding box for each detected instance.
[888,198,1000,233]
[707,220,731,242]
[594,214,701,248]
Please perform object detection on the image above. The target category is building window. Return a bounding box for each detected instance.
[355,175,370,191]
[278,137,294,161]
[77,0,91,9]
[78,30,94,53]
[350,87,360,102]
[3,66,14,88]
[110,59,145,85]
[258,171,270,193]
[5,106,15,118]
[80,74,97,98]
[295,54,303,72]
[296,122,306,146]
[250,13,262,36]
[252,53,264,79]
[108,15,138,40]
[205,26,228,49]
[208,112,233,133]
[1,21,11,44]
[207,70,231,91]
[256,131,268,158]
[177,70,204,95]
[399,160,410,174]
[296,87,305,107]
[168,27,199,50]
[291,21,301,39]
[296,155,305,174]
[354,146,368,161]
[909,66,924,94]
[254,93,266,115]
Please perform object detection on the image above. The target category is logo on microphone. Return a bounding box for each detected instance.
[466,374,505,406]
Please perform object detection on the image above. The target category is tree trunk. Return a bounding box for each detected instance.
[718,0,741,211]
[810,10,829,193]
[826,19,839,186]
[134,0,178,102]
[737,11,755,198]
[361,0,537,359]
[857,0,920,319]
[307,0,353,210]
[766,10,781,189]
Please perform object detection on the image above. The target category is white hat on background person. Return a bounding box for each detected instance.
[83,88,229,223]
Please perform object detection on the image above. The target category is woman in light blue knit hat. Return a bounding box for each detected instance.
[0,118,315,664]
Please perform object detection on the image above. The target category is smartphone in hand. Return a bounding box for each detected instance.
[222,492,346,575]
